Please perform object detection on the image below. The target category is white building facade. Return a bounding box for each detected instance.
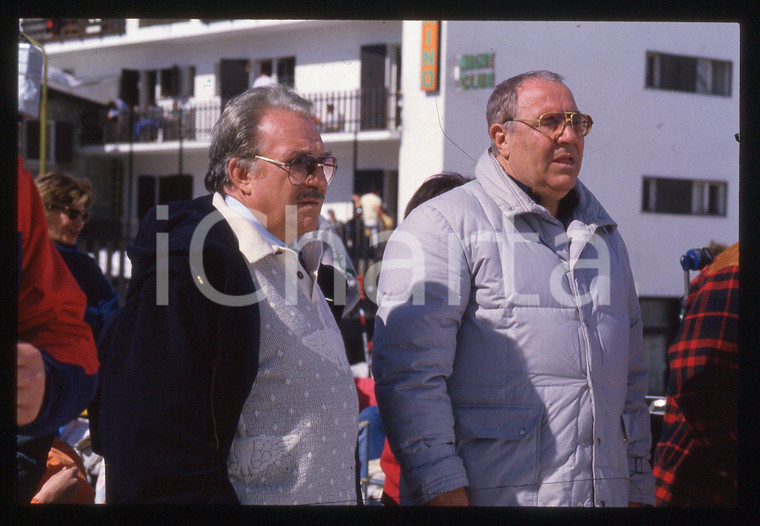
[23,19,739,393]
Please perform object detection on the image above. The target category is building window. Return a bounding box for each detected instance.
[640,297,681,395]
[160,66,180,98]
[24,120,74,164]
[642,176,727,216]
[137,174,193,221]
[158,65,195,100]
[276,57,296,87]
[257,57,296,88]
[185,66,195,97]
[646,52,731,96]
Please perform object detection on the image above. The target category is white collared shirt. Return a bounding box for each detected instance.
[222,194,320,295]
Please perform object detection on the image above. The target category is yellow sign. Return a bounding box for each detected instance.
[421,21,440,92]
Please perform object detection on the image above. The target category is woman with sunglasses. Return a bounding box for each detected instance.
[36,172,120,341]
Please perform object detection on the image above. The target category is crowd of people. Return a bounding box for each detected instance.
[17,73,737,508]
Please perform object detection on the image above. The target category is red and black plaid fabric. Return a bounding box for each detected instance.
[653,245,739,506]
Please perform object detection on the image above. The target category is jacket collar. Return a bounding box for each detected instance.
[475,148,617,231]
[212,192,277,265]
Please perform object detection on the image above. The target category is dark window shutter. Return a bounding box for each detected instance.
[161,66,180,98]
[26,120,41,160]
[360,45,387,130]
[120,69,140,108]
[137,175,157,221]
[55,121,74,163]
[642,178,652,211]
[276,57,295,87]
[147,71,157,106]
[676,57,697,92]
[220,59,250,110]
[656,178,692,214]
[187,66,196,97]
[660,55,697,92]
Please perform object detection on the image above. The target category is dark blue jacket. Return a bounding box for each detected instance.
[94,195,261,503]
[55,242,120,340]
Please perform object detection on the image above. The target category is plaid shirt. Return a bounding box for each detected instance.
[653,244,739,506]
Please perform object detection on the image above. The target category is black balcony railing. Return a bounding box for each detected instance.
[87,88,402,147]
[89,101,220,146]
[20,18,126,43]
[310,87,402,134]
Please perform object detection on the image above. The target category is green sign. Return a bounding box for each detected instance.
[456,52,495,91]
[459,53,494,71]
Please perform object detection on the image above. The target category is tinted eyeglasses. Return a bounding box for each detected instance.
[505,111,593,140]
[46,203,89,222]
[243,154,338,186]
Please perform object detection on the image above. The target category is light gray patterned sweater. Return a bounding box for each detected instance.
[212,194,359,505]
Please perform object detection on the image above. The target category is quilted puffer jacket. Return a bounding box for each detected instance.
[372,149,654,507]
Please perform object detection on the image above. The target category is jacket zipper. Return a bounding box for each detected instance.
[567,259,597,506]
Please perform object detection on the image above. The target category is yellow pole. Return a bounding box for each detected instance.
[21,33,47,175]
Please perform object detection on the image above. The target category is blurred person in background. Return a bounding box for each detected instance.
[36,172,120,341]
[359,186,383,239]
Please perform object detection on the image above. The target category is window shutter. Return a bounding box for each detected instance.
[161,66,180,98]
[55,121,74,163]
[25,120,41,160]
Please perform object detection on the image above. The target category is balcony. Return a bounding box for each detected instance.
[310,87,402,135]
[90,101,218,146]
[86,87,402,147]
[20,18,126,44]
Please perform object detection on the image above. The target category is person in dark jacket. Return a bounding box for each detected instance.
[35,171,120,340]
[94,85,359,504]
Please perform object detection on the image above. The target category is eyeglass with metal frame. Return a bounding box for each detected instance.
[241,154,338,186]
[504,111,593,140]
[45,202,90,222]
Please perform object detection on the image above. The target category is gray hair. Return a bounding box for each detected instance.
[205,85,314,193]
[486,70,565,133]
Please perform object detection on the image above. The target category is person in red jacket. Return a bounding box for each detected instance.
[17,157,99,502]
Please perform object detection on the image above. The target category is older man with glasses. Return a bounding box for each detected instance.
[373,70,654,507]
[94,85,359,505]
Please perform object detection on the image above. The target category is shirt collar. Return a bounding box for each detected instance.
[224,194,302,253]
[506,173,541,204]
[505,173,579,226]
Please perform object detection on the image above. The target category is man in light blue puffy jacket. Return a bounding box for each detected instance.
[372,70,654,507]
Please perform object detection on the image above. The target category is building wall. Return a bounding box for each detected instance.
[46,20,403,230]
